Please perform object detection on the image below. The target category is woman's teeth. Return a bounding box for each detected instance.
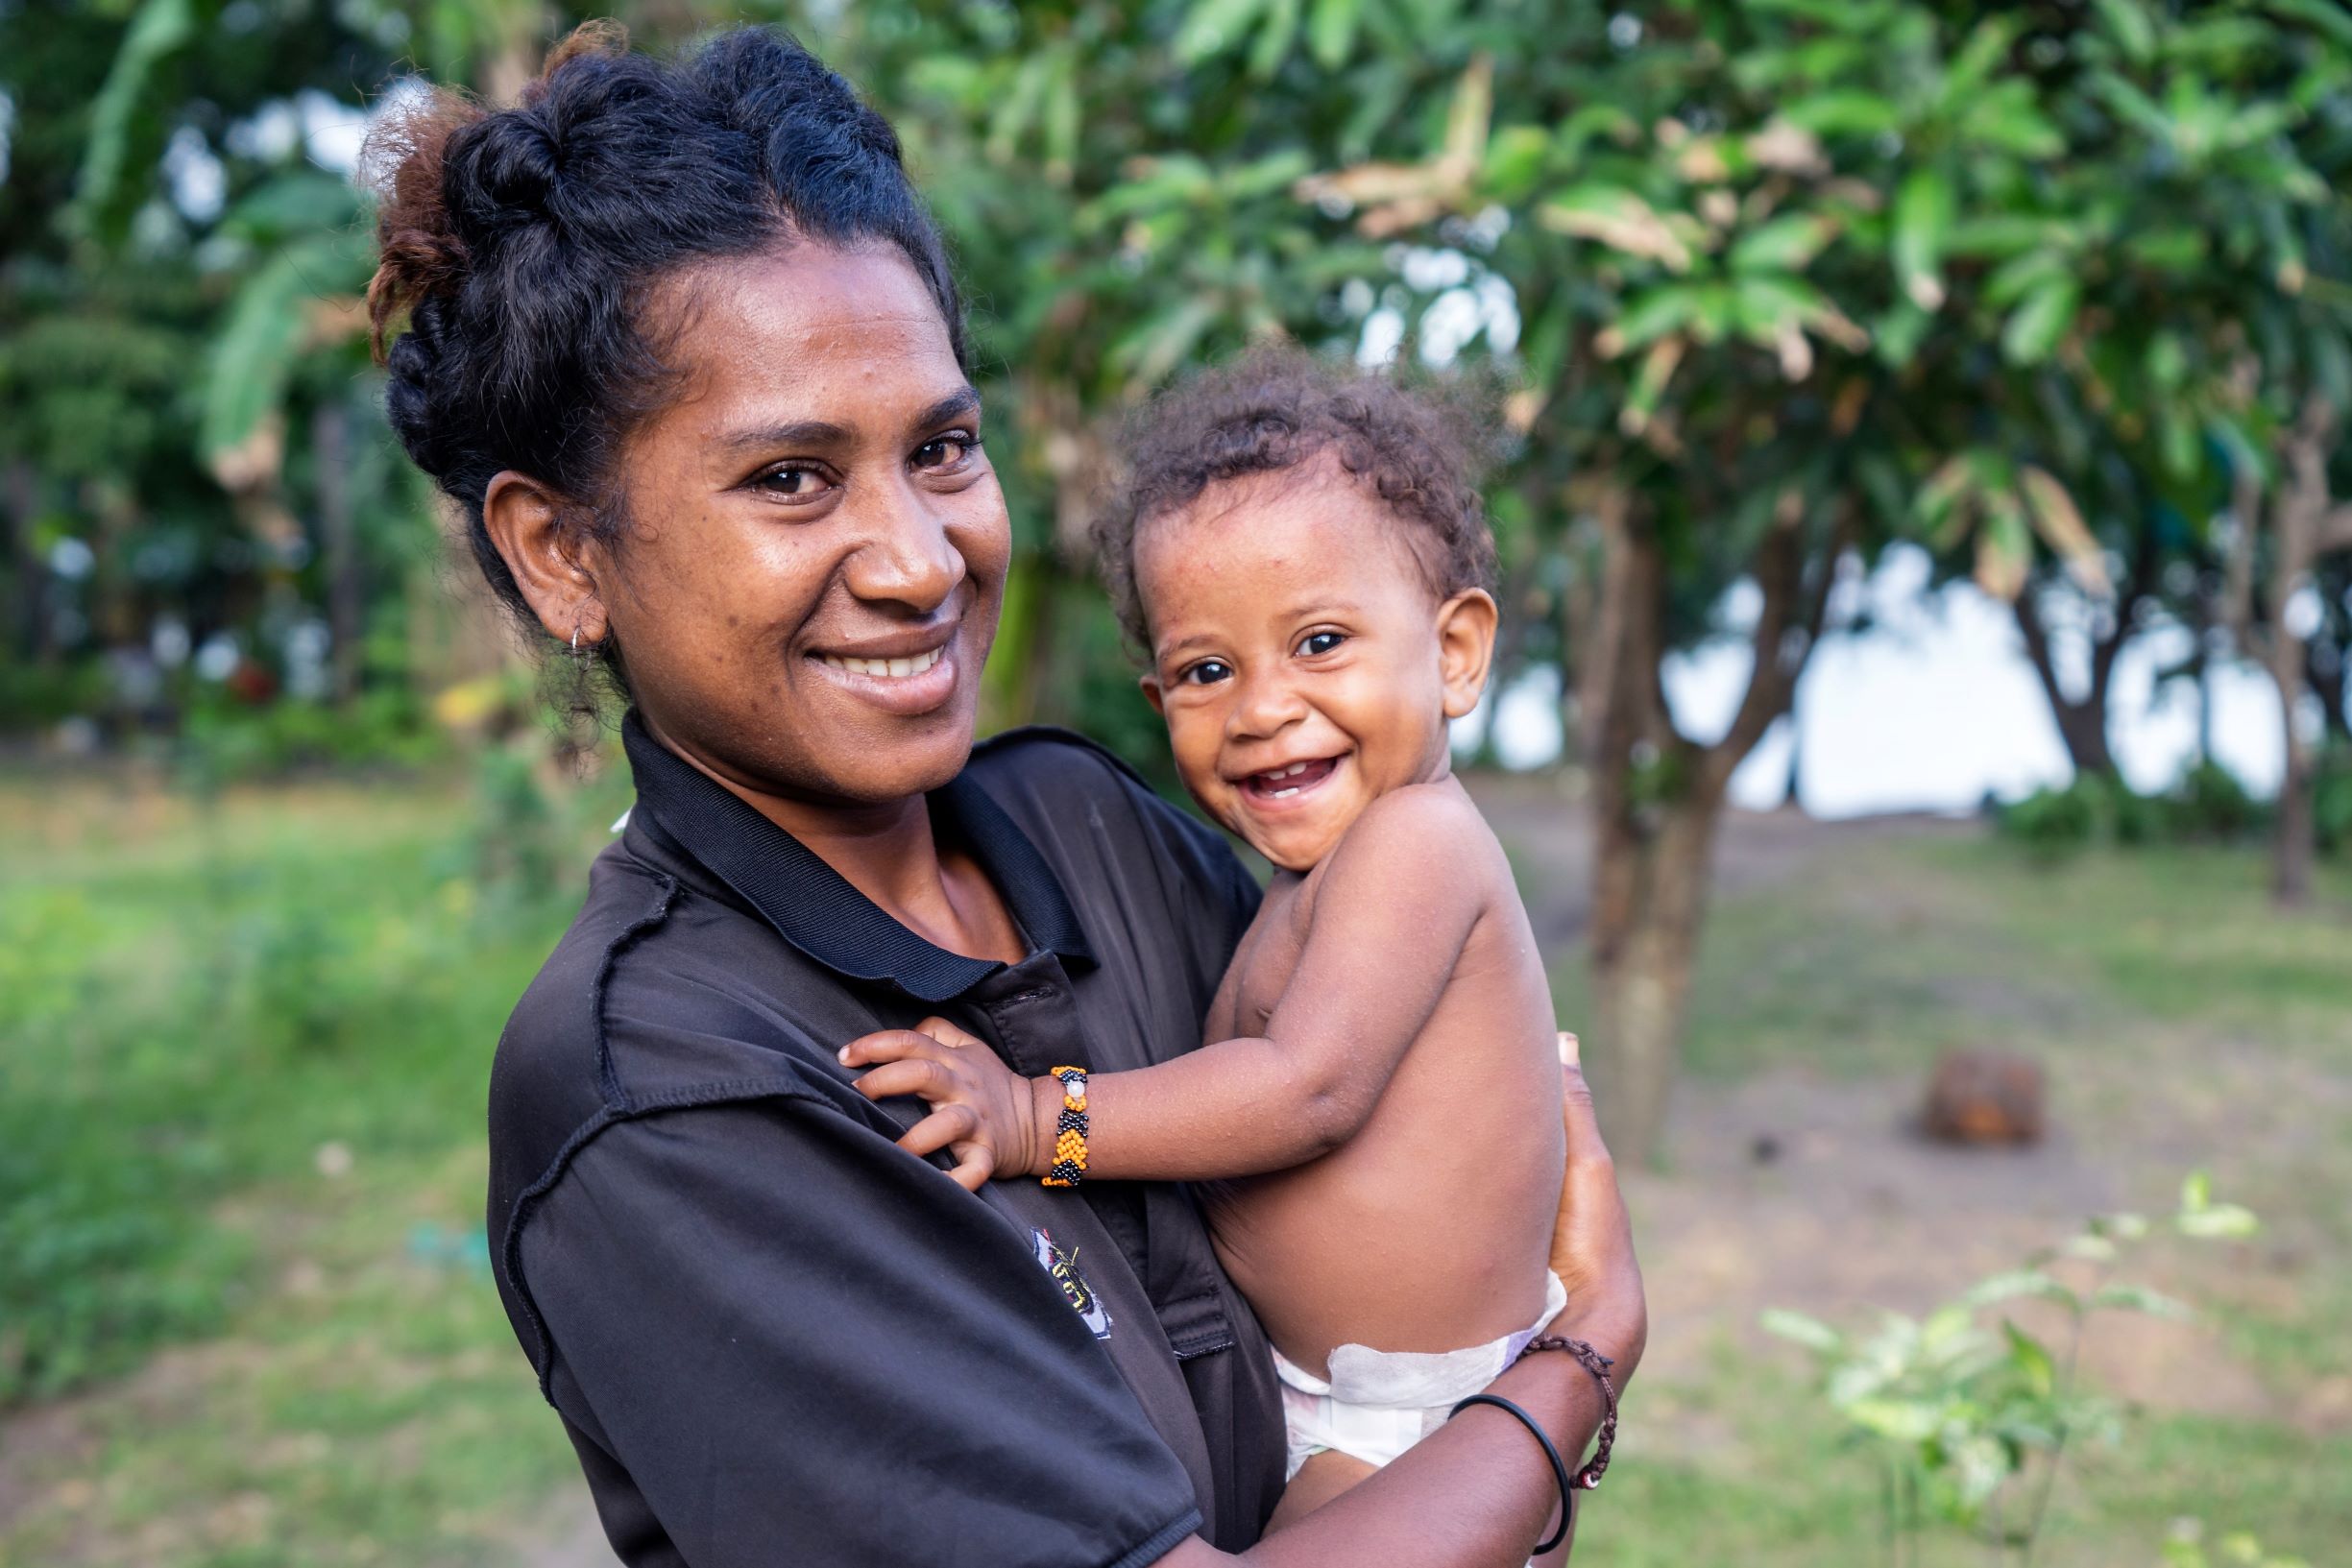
[820,647,944,679]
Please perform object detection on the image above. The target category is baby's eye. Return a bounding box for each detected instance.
[1296,631,1346,658]
[1180,659,1234,686]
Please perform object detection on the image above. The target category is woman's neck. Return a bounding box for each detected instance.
[655,724,1025,965]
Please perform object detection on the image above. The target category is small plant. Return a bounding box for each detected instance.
[2158,1518,2311,1568]
[1764,1172,2259,1567]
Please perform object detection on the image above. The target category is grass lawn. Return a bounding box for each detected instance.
[3,769,2347,1565]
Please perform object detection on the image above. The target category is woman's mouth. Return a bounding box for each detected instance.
[817,647,944,680]
[808,637,958,716]
[1239,756,1341,805]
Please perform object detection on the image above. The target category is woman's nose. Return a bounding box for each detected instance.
[842,480,964,614]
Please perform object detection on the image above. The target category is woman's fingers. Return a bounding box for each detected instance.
[1547,1028,1647,1385]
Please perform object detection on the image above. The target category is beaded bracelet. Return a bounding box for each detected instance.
[1447,1392,1573,1556]
[1040,1066,1089,1187]
[1515,1334,1618,1491]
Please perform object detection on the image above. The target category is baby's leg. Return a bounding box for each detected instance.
[1264,1449,1378,1533]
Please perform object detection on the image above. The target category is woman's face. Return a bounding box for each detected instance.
[591,242,1007,808]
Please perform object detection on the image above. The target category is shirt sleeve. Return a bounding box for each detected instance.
[519,1093,1205,1568]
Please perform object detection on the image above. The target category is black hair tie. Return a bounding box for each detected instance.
[1448,1391,1573,1556]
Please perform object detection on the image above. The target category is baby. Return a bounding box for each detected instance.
[850,349,1566,1517]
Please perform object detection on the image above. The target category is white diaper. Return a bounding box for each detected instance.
[1273,1272,1568,1481]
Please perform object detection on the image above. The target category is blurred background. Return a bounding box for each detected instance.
[3,1,2349,1563]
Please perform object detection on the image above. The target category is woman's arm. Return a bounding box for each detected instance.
[1169,1037,1646,1567]
[517,1094,1209,1566]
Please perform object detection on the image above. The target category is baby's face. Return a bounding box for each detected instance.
[1135,464,1491,872]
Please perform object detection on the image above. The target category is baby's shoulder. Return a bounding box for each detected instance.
[1308,778,1505,902]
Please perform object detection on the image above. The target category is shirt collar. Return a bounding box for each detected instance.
[619,712,1095,1002]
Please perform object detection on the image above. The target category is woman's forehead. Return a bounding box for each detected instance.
[649,241,966,425]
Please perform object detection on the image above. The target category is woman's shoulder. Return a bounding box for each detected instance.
[489,839,846,1144]
[967,726,1216,851]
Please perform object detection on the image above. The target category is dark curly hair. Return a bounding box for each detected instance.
[363,21,963,681]
[1092,346,1500,649]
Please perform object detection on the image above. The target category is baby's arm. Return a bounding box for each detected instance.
[843,784,1494,1186]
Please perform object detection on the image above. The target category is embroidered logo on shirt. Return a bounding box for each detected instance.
[1031,1227,1112,1339]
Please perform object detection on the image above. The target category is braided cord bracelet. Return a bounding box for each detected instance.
[1516,1334,1618,1490]
[1446,1393,1574,1556]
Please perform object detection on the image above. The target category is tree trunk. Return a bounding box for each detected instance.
[2226,394,2352,907]
[1578,488,1848,1163]
[6,460,46,663]
[1589,794,1723,1163]
[311,402,363,705]
[2012,577,2146,780]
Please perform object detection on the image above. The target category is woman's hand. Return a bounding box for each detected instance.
[1545,1032,1647,1387]
[838,1018,1055,1190]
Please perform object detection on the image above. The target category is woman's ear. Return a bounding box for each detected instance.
[482,470,607,644]
[1435,589,1499,720]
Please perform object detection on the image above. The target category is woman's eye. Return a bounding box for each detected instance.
[913,432,981,470]
[1297,631,1346,657]
[756,465,834,499]
[1181,660,1233,687]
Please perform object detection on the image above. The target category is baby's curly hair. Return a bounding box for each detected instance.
[1093,346,1500,648]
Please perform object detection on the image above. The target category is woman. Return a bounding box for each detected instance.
[368,23,1644,1567]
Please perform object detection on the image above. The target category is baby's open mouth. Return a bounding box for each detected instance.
[1241,756,1340,802]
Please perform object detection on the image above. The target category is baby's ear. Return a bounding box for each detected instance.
[1139,673,1166,716]
[1435,589,1498,720]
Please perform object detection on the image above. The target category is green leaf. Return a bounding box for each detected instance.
[1306,0,1363,68]
[2181,1169,2214,1212]
[1963,1268,2078,1311]
[1781,89,1903,139]
[2265,0,2352,48]
[2178,1203,2261,1239]
[2003,1319,2057,1396]
[200,233,370,461]
[1760,1308,1844,1354]
[1610,287,1704,353]
[1892,170,1954,311]
[1984,250,2071,308]
[1844,1396,1943,1442]
[2091,1284,2194,1319]
[71,0,204,244]
[1483,126,1552,203]
[1176,0,1267,65]
[1731,215,1835,275]
[2001,277,2080,365]
[1249,0,1301,78]
[2091,0,2158,63]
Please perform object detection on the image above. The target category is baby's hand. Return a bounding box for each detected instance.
[838,1018,1055,1191]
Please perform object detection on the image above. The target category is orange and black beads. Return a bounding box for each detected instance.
[1041,1066,1089,1188]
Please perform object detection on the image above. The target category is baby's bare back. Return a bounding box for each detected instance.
[1202,783,1565,1377]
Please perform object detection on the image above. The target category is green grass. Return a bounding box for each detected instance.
[0,759,627,1566]
[7,777,2349,1565]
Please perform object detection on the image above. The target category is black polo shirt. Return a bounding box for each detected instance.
[485,714,1286,1567]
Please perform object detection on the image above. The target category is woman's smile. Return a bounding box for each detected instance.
[808,622,963,716]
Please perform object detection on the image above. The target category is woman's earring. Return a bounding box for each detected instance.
[570,623,582,655]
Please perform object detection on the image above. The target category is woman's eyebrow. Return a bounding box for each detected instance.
[715,388,979,460]
[909,386,982,430]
